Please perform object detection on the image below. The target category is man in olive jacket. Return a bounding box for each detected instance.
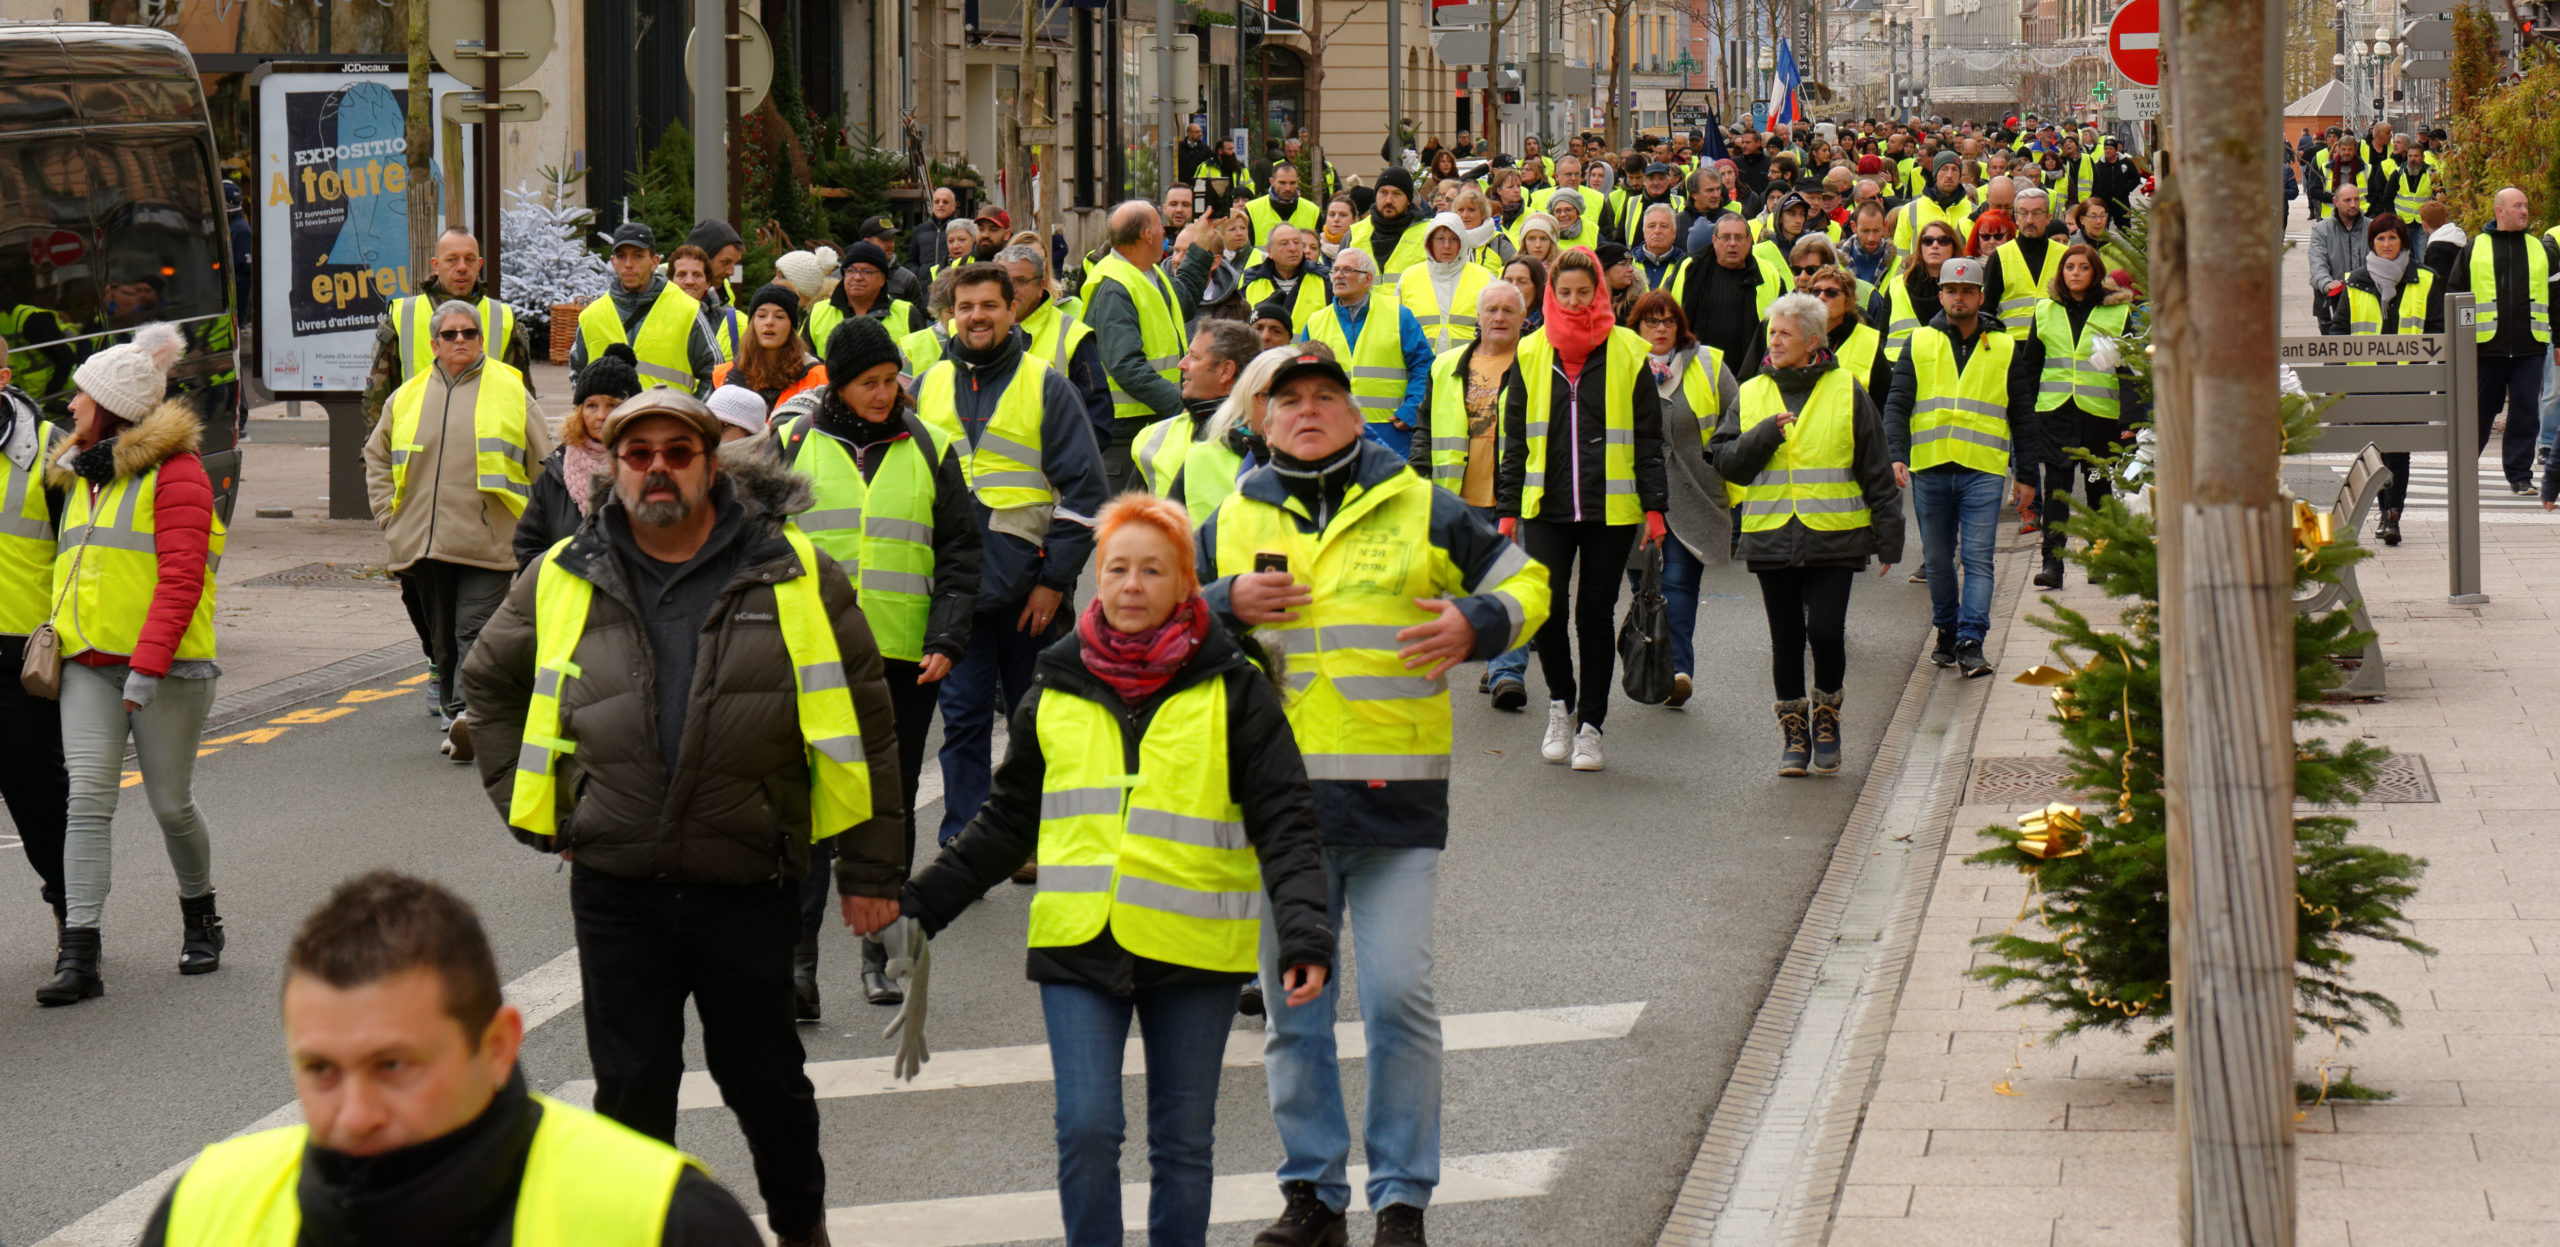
[461,391,904,1247]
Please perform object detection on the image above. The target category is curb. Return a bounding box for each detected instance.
[199,640,427,737]
[1656,537,2040,1247]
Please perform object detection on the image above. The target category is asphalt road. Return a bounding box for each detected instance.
[0,544,1943,1246]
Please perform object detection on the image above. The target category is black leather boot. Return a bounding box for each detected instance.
[860,931,902,1005]
[179,892,225,975]
[2034,553,2065,589]
[37,927,102,1006]
[793,926,822,1022]
[2377,508,2402,547]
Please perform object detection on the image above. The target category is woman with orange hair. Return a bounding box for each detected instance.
[898,493,1335,1247]
[1966,208,2016,259]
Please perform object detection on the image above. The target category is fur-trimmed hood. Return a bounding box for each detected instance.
[45,398,200,488]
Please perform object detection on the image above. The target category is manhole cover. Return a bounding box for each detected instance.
[1965,754,2436,804]
[235,561,398,590]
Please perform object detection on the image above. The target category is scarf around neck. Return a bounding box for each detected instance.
[1542,278,1617,373]
[1077,593,1211,706]
[2365,248,2411,308]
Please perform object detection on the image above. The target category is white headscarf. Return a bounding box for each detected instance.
[1423,213,1471,307]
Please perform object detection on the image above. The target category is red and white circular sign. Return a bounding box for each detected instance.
[30,229,84,268]
[2108,0,2161,87]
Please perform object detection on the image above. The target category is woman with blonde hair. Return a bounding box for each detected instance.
[899,492,1333,1247]
[1171,343,1299,518]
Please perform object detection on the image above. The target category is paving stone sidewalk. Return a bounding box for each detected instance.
[1830,501,2560,1247]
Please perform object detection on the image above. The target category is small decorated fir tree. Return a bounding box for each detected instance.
[498,169,612,340]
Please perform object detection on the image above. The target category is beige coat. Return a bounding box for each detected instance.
[363,359,554,573]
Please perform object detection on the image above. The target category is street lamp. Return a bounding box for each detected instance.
[2354,28,2398,126]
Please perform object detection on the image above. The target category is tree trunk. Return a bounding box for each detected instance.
[1607,7,1630,150]
[406,0,434,276]
[1305,0,1326,193]
[2157,0,2298,1238]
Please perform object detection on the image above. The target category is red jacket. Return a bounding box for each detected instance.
[48,400,215,678]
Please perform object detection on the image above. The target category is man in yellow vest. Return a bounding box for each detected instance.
[1882,257,2047,678]
[777,314,983,1015]
[363,300,552,748]
[1246,162,1324,246]
[0,347,68,928]
[1087,200,1216,492]
[1343,168,1433,279]
[997,244,1113,453]
[1302,246,1433,458]
[1200,347,1551,1247]
[1893,153,1975,254]
[137,871,768,1246]
[2448,187,2560,494]
[1133,319,1261,498]
[568,222,721,396]
[1238,224,1334,336]
[361,227,534,428]
[1980,186,2062,339]
[462,390,906,1247]
[911,265,1114,850]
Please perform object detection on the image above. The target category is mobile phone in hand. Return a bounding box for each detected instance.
[1254,552,1289,575]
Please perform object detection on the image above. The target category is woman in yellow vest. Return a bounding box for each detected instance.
[1497,248,1669,773]
[2341,216,2440,549]
[38,324,228,1006]
[1866,221,1961,364]
[1398,215,1494,353]
[1708,293,1906,778]
[2026,243,2144,587]
[898,494,1333,1247]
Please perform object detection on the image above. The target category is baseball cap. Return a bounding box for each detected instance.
[1267,344,1351,395]
[1646,162,1673,176]
[976,208,1013,232]
[1937,257,1987,288]
[609,221,658,253]
[600,388,724,448]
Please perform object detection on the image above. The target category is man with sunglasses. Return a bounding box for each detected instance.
[365,301,554,752]
[463,389,908,1247]
[1982,187,2063,340]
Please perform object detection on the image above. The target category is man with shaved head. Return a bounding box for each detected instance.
[1089,198,1219,492]
[2450,187,2560,494]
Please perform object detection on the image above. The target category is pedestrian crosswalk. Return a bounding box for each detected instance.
[784,1149,1565,1247]
[2380,461,2548,511]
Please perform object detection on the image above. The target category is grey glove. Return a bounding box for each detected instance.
[121,669,161,708]
[879,917,931,1081]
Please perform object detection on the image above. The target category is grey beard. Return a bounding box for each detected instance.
[632,496,693,528]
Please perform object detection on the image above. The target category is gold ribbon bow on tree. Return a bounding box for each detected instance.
[2015,803,2087,860]
[2293,498,2336,569]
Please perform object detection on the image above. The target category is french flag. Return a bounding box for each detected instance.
[1767,37,1806,127]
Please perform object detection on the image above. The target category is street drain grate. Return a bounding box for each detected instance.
[1965,754,2437,804]
[235,561,399,591]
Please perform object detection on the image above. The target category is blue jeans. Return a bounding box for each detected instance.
[1041,980,1242,1247]
[1911,466,2005,643]
[1628,538,1705,676]
[1472,506,1531,686]
[937,607,1067,843]
[2539,354,2559,452]
[1258,846,1442,1214]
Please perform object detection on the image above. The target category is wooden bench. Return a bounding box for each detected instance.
[2294,444,2389,697]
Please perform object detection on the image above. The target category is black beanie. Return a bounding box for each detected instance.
[745,282,801,335]
[824,315,905,383]
[685,218,743,255]
[1376,168,1416,197]
[842,241,894,278]
[1252,298,1293,327]
[574,343,643,404]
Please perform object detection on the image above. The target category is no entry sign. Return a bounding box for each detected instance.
[30,229,83,268]
[2109,0,2161,87]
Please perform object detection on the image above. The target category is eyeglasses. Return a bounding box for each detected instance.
[616,443,702,471]
[1810,287,1849,300]
[1977,231,2012,242]
[1791,264,1824,275]
[436,327,480,341]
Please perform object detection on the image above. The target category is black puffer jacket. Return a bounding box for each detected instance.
[902,620,1335,995]
[1709,355,1908,572]
[461,446,908,896]
[511,446,587,570]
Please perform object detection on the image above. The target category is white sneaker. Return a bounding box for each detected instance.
[1541,700,1573,762]
[1571,724,1605,771]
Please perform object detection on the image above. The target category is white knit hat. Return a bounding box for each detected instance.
[706,383,768,436]
[774,250,828,302]
[74,322,185,422]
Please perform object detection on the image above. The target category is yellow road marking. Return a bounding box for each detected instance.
[398,672,432,686]
[269,706,356,725]
[337,688,409,704]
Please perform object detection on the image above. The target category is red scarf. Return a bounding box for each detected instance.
[1542,252,1618,373]
[1077,594,1212,705]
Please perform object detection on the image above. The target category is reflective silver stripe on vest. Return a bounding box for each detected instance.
[2038,382,2117,401]
[972,429,1045,465]
[971,469,1050,490]
[1041,787,1126,819]
[477,474,531,500]
[1353,395,1402,411]
[1147,353,1182,370]
[1909,424,2013,452]
[1604,478,1638,495]
[0,460,49,540]
[1997,296,2038,315]
[1602,427,1635,446]
[1912,396,2007,419]
[809,735,861,764]
[2347,320,2381,336]
[1350,365,1408,380]
[1037,863,1116,892]
[56,524,155,554]
[1429,314,1479,329]
[1524,421,1551,439]
[864,516,933,544]
[1300,752,1454,781]
[798,661,847,693]
[1116,874,1263,921]
[1259,622,1411,653]
[636,362,693,386]
[475,437,519,456]
[1432,462,1465,483]
[1127,807,1250,852]
[533,667,569,699]
[1744,495,1868,515]
[862,569,932,595]
[1788,467,1858,484]
[1478,540,1532,592]
[801,507,864,531]
[1331,674,1449,700]
[515,740,556,777]
[1888,318,1919,334]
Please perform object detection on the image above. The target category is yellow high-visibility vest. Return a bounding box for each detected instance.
[1837,323,1883,384]
[1304,302,1412,428]
[1906,325,2017,477]
[1421,344,1480,491]
[807,298,920,361]
[2346,268,2435,366]
[1245,195,1322,246]
[1343,217,1431,277]
[1027,677,1264,973]
[507,526,869,838]
[52,462,228,663]
[1091,252,1186,423]
[1732,366,1871,532]
[1880,280,1924,362]
[577,286,702,390]
[780,413,946,663]
[384,360,536,518]
[2033,301,2131,420]
[1514,326,1650,524]
[1990,238,2064,338]
[1243,268,1333,334]
[2471,234,2552,344]
[394,295,518,380]
[912,355,1058,513]
[1395,263,1492,353]
[1179,438,1244,519]
[1133,413,1196,497]
[0,418,61,635]
[161,1093,695,1247]
[1021,300,1093,374]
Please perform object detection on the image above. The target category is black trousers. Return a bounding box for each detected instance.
[2379,451,2412,513]
[800,656,942,971]
[397,560,512,717]
[1521,518,1638,730]
[1755,566,1856,701]
[1105,415,1155,496]
[2479,352,2546,491]
[571,866,825,1238]
[2035,406,2120,556]
[0,635,68,915]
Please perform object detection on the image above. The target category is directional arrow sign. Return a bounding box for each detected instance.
[2109,0,2161,87]
[2278,333,2446,363]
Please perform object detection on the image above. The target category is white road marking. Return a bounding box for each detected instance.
[784,1148,1567,1247]
[553,1002,1646,1111]
[34,949,584,1247]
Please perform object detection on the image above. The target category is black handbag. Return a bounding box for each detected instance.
[1617,542,1676,705]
